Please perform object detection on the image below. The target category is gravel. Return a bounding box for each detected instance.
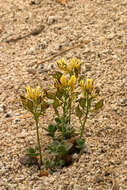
[0,0,127,189]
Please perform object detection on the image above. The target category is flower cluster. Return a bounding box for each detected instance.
[20,57,103,173]
[55,74,76,89]
[57,58,81,76]
[26,86,42,101]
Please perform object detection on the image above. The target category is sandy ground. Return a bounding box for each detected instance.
[0,0,127,189]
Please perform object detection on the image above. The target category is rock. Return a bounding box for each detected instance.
[39,64,48,73]
[29,47,36,55]
[124,160,127,166]
[39,43,47,50]
[19,155,38,166]
[29,0,41,5]
[0,104,6,113]
[107,33,115,40]
[39,63,54,73]
[14,118,21,123]
[47,16,58,25]
[120,98,127,106]
[95,175,104,183]
[27,68,36,75]
[72,153,78,160]
[112,104,118,111]
[0,107,3,113]
[5,112,12,118]
[82,144,92,154]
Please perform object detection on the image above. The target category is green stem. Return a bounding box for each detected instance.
[68,97,72,125]
[61,96,67,138]
[34,114,42,166]
[80,93,89,138]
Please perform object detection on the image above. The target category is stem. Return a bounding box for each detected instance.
[68,97,72,124]
[61,96,67,138]
[80,93,89,138]
[34,114,42,166]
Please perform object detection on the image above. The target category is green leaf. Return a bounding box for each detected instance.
[74,67,80,77]
[79,97,86,109]
[36,96,42,104]
[51,71,62,80]
[56,89,64,99]
[76,138,85,150]
[20,95,34,112]
[26,147,39,157]
[46,92,56,99]
[53,99,60,109]
[44,124,57,138]
[65,143,73,152]
[55,117,61,123]
[27,99,34,112]
[75,105,83,119]
[41,101,49,112]
[57,144,66,156]
[94,99,103,111]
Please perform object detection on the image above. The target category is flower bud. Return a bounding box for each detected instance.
[60,74,67,86]
[68,75,76,89]
[86,79,94,92]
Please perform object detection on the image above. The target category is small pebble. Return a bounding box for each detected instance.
[30,0,40,5]
[29,47,36,55]
[82,144,92,154]
[124,160,127,166]
[112,104,117,111]
[48,63,54,70]
[14,118,21,123]
[120,98,127,106]
[72,153,78,160]
[39,43,47,50]
[85,65,91,72]
[5,112,12,118]
[27,68,36,75]
[39,64,47,73]
[0,104,6,113]
[19,155,38,166]
[47,16,58,25]
[95,175,104,183]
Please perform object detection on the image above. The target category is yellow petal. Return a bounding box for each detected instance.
[26,86,33,98]
[68,75,76,88]
[75,59,81,69]
[79,80,85,89]
[60,74,67,86]
[86,79,94,91]
[35,86,41,97]
[70,58,76,69]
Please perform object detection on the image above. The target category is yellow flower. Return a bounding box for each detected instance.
[26,86,41,100]
[70,57,76,68]
[35,86,41,97]
[26,86,33,98]
[70,58,81,69]
[68,75,76,89]
[57,58,81,74]
[60,74,67,86]
[66,64,73,72]
[61,58,66,64]
[79,80,85,90]
[54,79,62,89]
[75,59,81,69]
[86,79,94,92]
[57,59,67,71]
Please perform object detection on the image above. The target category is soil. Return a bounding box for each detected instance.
[0,0,127,190]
